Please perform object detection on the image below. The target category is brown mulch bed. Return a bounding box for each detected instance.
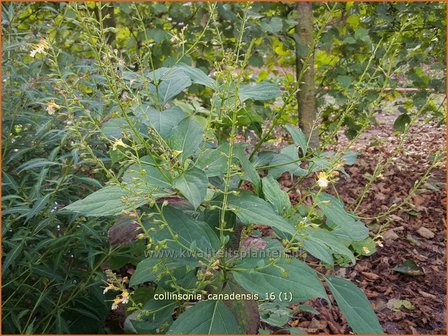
[286,112,446,334]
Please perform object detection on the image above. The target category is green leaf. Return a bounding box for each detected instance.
[144,206,220,257]
[174,167,208,209]
[158,72,192,104]
[101,118,131,139]
[393,113,411,133]
[129,257,159,287]
[233,257,329,303]
[222,278,260,334]
[2,241,24,270]
[196,143,230,177]
[168,117,204,161]
[147,67,186,82]
[262,176,291,215]
[133,105,185,138]
[325,276,383,334]
[168,300,242,334]
[239,82,280,102]
[301,228,356,266]
[26,193,51,221]
[285,124,308,156]
[234,145,261,194]
[123,155,171,190]
[63,186,155,216]
[227,191,295,236]
[316,193,368,241]
[351,237,376,256]
[302,239,334,266]
[393,259,424,276]
[176,63,216,89]
[16,158,61,173]
[268,145,307,179]
[261,17,283,34]
[259,301,291,327]
[336,75,353,88]
[127,289,176,333]
[147,28,170,43]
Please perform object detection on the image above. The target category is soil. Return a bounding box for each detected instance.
[285,112,446,334]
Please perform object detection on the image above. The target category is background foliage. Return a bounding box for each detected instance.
[2,2,445,334]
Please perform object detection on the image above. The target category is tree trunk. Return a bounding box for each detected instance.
[295,2,319,149]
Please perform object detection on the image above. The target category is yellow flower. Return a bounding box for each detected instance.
[111,296,122,310]
[172,150,183,158]
[103,282,117,294]
[112,138,127,151]
[30,38,50,57]
[362,246,371,254]
[46,101,61,115]
[317,172,329,188]
[121,290,130,304]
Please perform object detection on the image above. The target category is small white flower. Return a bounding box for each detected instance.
[317,172,329,188]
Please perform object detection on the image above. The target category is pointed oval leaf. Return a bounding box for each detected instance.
[316,193,368,241]
[174,167,208,210]
[239,82,280,102]
[325,276,383,334]
[233,257,329,303]
[227,192,295,236]
[63,186,157,216]
[168,300,242,334]
[168,117,204,161]
[262,176,291,215]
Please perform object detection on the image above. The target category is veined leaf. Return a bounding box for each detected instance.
[123,155,171,190]
[268,145,307,179]
[234,145,261,194]
[168,300,242,334]
[196,143,230,177]
[233,257,329,303]
[316,193,368,241]
[133,105,185,139]
[285,124,308,156]
[129,257,159,287]
[63,186,160,216]
[303,228,355,265]
[158,73,192,105]
[176,63,216,89]
[227,191,295,236]
[126,288,176,333]
[326,276,383,334]
[174,167,208,209]
[239,82,280,102]
[262,176,291,215]
[16,158,61,173]
[168,117,204,161]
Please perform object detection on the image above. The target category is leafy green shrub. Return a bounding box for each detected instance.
[55,4,384,331]
[2,4,117,333]
[64,62,382,333]
[11,2,446,333]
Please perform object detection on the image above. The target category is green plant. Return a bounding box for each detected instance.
[1,3,119,333]
[58,3,383,334]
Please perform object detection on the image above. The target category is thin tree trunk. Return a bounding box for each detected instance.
[295,2,319,149]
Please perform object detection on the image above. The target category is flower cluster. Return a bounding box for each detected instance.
[46,101,61,115]
[30,38,50,58]
[316,170,340,189]
[103,269,131,310]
